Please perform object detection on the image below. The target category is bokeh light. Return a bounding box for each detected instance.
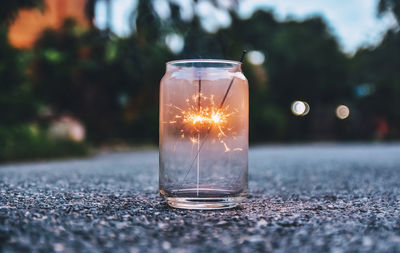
[336,105,350,119]
[165,33,184,54]
[247,50,265,65]
[291,101,310,116]
[48,116,86,142]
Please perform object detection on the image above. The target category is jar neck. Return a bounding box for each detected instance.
[166,59,242,73]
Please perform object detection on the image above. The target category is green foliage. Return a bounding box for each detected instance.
[0,125,89,162]
[30,17,174,143]
[31,20,123,141]
[0,28,38,125]
[0,1,88,162]
[250,105,288,142]
[351,30,400,138]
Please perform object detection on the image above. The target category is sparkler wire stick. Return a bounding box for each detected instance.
[197,72,202,196]
[178,51,247,191]
[198,73,202,112]
[219,50,247,109]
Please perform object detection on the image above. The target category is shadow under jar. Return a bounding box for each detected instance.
[159,59,249,209]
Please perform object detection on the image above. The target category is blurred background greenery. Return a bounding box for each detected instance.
[0,0,399,162]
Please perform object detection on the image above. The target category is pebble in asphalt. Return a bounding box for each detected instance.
[1,144,400,252]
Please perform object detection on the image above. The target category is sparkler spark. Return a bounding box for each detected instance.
[167,94,237,150]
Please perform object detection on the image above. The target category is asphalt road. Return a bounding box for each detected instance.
[1,144,400,252]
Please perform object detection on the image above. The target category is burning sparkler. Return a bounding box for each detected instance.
[167,93,238,151]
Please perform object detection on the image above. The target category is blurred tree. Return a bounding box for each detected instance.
[0,0,91,161]
[30,19,127,142]
[2,0,398,151]
[0,0,44,125]
[0,29,38,125]
[348,0,400,139]
[268,17,350,140]
[378,0,400,25]
[85,0,96,27]
[351,30,400,138]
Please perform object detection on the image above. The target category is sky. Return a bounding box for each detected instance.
[95,0,397,54]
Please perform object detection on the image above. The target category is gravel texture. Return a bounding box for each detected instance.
[1,144,400,252]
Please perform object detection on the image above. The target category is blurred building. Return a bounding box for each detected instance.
[8,0,90,48]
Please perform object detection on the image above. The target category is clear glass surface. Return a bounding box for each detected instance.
[159,59,249,209]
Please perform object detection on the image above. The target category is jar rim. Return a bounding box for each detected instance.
[167,59,241,68]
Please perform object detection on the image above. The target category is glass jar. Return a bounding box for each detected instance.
[159,59,248,209]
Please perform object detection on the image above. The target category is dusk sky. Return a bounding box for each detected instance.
[95,0,397,54]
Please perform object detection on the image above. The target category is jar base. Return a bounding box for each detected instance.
[165,196,245,210]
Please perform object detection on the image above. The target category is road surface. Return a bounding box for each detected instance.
[1,144,400,252]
